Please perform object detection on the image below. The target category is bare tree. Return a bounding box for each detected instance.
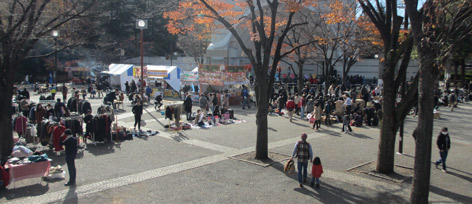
[358,0,418,174]
[0,0,96,158]
[404,0,472,202]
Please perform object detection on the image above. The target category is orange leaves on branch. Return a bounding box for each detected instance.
[164,0,245,36]
[356,15,383,47]
[321,0,355,25]
[282,0,317,12]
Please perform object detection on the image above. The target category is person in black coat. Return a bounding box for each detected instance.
[154,93,163,110]
[183,92,193,121]
[60,129,77,186]
[132,100,143,130]
[54,98,66,119]
[435,127,451,172]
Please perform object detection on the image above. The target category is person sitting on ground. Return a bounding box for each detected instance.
[196,109,205,127]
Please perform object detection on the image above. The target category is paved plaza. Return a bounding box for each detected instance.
[1,87,471,203]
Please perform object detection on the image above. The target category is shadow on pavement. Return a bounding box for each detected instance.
[290,120,312,128]
[319,128,342,137]
[271,161,408,203]
[430,185,472,203]
[446,170,472,183]
[350,133,373,139]
[86,142,116,155]
[63,186,78,204]
[145,109,166,128]
[268,127,278,132]
[0,183,49,200]
[170,132,189,142]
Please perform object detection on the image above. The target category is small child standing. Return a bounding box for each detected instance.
[342,113,352,134]
[311,157,323,189]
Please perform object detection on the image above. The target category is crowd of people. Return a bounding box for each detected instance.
[268,81,382,133]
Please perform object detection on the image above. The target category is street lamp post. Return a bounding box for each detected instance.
[170,52,177,66]
[52,30,59,87]
[136,19,148,101]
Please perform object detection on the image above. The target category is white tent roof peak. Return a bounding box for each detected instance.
[102,64,134,76]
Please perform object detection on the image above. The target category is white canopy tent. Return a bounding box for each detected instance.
[101,64,134,91]
[147,65,182,92]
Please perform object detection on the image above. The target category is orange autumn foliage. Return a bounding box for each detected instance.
[164,0,315,43]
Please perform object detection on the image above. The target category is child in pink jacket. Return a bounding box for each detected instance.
[311,157,324,188]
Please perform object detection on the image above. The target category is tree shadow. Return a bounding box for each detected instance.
[270,161,407,203]
[289,120,312,128]
[311,182,407,204]
[144,108,166,127]
[318,128,342,137]
[350,132,373,139]
[430,185,472,203]
[0,183,49,200]
[446,170,472,183]
[268,127,278,132]
[170,131,190,142]
[85,142,116,155]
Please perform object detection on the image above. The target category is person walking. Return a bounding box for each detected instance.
[286,97,296,122]
[299,94,305,120]
[125,81,130,94]
[324,100,332,125]
[312,103,322,130]
[342,113,352,133]
[199,93,209,117]
[344,94,352,114]
[50,85,57,99]
[132,100,143,130]
[145,85,152,101]
[435,127,451,173]
[60,129,77,186]
[184,92,193,121]
[291,133,313,188]
[311,157,324,189]
[222,92,230,114]
[62,84,68,102]
[241,86,251,109]
[449,92,456,111]
[81,87,87,100]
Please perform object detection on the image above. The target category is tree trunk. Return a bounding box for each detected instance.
[410,53,437,204]
[298,60,305,95]
[254,69,269,159]
[376,62,397,173]
[324,63,330,96]
[460,58,466,88]
[0,60,15,159]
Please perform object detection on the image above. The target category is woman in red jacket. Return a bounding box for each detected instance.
[286,96,296,122]
[311,157,323,189]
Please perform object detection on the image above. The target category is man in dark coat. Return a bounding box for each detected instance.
[435,127,451,173]
[183,92,193,121]
[132,100,143,130]
[60,129,77,186]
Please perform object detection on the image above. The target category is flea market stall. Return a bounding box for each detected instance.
[145,65,182,98]
[180,67,200,102]
[101,64,134,91]
[198,64,251,105]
